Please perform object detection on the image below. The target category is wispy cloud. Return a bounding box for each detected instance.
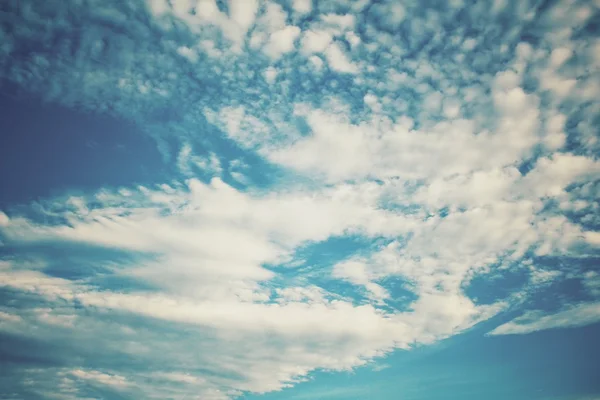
[488,302,600,336]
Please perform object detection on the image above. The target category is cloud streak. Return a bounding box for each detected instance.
[489,302,600,336]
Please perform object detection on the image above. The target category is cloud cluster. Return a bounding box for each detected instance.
[0,179,462,397]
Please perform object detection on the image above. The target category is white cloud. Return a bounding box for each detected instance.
[195,153,222,176]
[0,310,22,324]
[147,0,257,48]
[264,26,301,59]
[345,31,361,47]
[489,302,600,335]
[292,0,312,15]
[70,369,128,388]
[262,2,287,30]
[550,47,573,67]
[324,42,358,73]
[146,0,170,16]
[411,167,521,208]
[0,262,404,394]
[462,38,477,51]
[543,112,567,150]
[583,271,600,297]
[309,55,324,69]
[5,160,572,394]
[264,66,278,84]
[333,259,389,303]
[0,179,417,297]
[520,153,600,198]
[529,267,562,286]
[177,144,223,177]
[369,2,406,29]
[0,245,502,395]
[229,0,259,32]
[300,30,333,54]
[0,211,9,226]
[177,46,199,62]
[252,2,302,59]
[320,14,355,32]
[261,90,539,183]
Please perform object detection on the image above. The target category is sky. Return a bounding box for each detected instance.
[0,0,599,399]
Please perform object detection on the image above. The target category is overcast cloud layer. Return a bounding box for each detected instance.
[1,0,600,399]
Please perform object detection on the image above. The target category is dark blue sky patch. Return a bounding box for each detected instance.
[0,241,156,282]
[379,276,418,311]
[0,89,166,207]
[271,235,379,273]
[0,331,74,368]
[465,265,529,306]
[535,255,600,281]
[524,276,592,312]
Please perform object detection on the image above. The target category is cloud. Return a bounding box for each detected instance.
[332,259,390,303]
[324,42,358,73]
[0,178,415,301]
[264,25,301,59]
[264,66,279,83]
[260,99,540,183]
[0,310,22,323]
[489,303,600,335]
[0,259,403,396]
[301,30,333,54]
[229,0,259,33]
[70,369,129,388]
[177,143,222,177]
[0,211,9,226]
[0,169,542,396]
[292,0,312,15]
[369,2,406,30]
[1,0,600,398]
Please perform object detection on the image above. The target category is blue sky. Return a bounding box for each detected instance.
[0,0,600,399]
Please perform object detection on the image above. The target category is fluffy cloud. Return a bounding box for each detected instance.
[292,0,312,15]
[324,42,359,73]
[301,30,333,54]
[263,25,301,59]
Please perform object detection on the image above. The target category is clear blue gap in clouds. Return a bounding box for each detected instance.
[0,86,166,207]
